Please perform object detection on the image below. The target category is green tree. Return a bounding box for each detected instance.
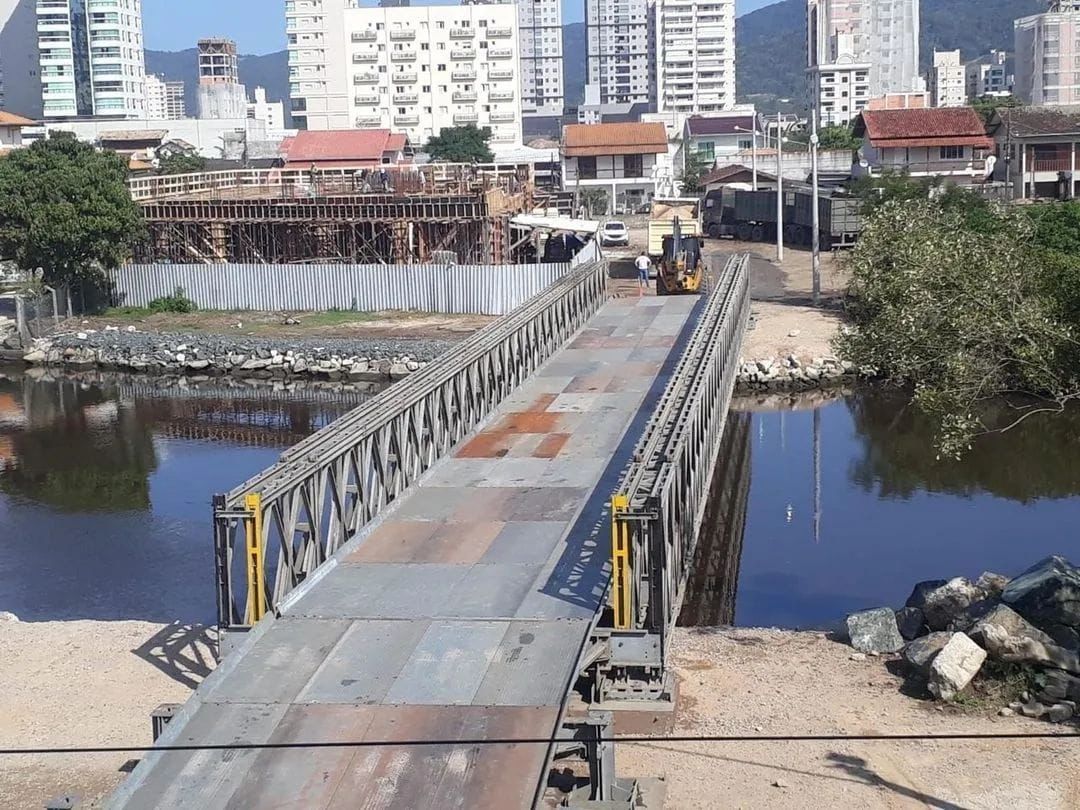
[817,124,862,151]
[0,133,144,288]
[425,125,494,163]
[680,149,713,195]
[157,151,206,175]
[837,198,1080,457]
[578,188,609,218]
[970,94,1021,123]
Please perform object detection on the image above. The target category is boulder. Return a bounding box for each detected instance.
[1002,556,1080,632]
[919,578,985,631]
[895,607,926,641]
[905,579,949,610]
[969,604,1080,674]
[22,349,46,364]
[928,632,986,701]
[846,607,904,654]
[241,358,271,371]
[389,362,411,380]
[949,598,1000,633]
[1038,670,1080,705]
[902,631,953,674]
[975,572,1010,600]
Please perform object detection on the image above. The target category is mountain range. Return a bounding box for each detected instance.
[146,0,1039,123]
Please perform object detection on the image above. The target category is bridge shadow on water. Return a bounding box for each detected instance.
[537,295,708,614]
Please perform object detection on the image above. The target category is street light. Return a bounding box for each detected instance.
[775,111,784,263]
[732,123,760,191]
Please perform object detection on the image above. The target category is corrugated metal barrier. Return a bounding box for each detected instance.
[112,262,572,315]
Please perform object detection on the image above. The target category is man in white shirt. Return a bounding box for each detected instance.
[635,252,651,297]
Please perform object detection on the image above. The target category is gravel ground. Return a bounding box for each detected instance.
[618,628,1080,809]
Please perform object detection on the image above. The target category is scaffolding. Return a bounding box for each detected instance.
[132,165,534,265]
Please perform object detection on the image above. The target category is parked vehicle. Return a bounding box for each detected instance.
[648,197,702,257]
[656,217,704,296]
[702,187,863,249]
[600,220,630,247]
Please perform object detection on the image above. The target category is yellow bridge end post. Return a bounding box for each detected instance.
[610,494,632,630]
[243,492,267,625]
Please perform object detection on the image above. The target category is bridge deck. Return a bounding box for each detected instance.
[115,294,699,809]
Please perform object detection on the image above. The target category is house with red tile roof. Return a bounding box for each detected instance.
[560,122,671,214]
[0,111,35,152]
[282,129,412,170]
[987,106,1080,200]
[852,107,995,185]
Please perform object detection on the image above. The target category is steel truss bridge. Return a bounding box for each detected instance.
[112,255,750,810]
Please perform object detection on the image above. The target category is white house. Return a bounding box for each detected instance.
[0,110,33,150]
[561,121,670,214]
[852,107,994,185]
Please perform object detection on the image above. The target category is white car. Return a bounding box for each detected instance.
[599,220,630,247]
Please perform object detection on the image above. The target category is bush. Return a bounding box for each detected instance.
[147,287,197,314]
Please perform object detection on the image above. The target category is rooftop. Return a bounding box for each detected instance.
[685,115,756,137]
[991,106,1080,137]
[284,129,409,166]
[854,108,992,149]
[0,111,35,127]
[562,122,668,157]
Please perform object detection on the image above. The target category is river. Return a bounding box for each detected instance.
[3,371,1078,631]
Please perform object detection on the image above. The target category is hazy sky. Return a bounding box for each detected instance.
[143,0,783,54]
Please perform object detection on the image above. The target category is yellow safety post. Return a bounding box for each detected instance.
[243,492,267,625]
[610,494,632,630]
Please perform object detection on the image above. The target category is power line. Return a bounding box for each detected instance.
[3,731,1078,757]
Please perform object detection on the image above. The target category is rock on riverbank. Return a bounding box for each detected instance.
[20,329,458,381]
[736,354,874,390]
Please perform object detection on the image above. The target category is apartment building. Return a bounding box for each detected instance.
[966,50,1014,100]
[1015,1,1080,106]
[585,0,654,107]
[807,0,922,126]
[654,0,735,117]
[929,50,965,107]
[0,0,42,117]
[247,86,285,132]
[197,38,247,119]
[144,74,185,119]
[517,0,564,116]
[36,0,146,119]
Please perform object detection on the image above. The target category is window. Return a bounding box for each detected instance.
[577,156,597,179]
[623,154,643,178]
[697,141,715,161]
[737,138,752,151]
[940,145,964,160]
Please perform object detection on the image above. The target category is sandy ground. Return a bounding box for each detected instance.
[618,628,1080,810]
[0,620,216,809]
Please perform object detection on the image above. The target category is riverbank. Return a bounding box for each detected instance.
[617,627,1078,809]
[0,618,214,810]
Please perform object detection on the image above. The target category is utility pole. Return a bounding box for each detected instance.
[810,107,821,306]
[776,111,784,263]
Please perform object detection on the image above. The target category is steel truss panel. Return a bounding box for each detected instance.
[213,260,609,629]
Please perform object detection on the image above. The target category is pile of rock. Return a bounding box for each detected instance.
[845,556,1080,721]
[0,315,18,349]
[736,355,873,390]
[19,329,455,382]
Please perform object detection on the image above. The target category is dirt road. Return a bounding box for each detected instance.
[618,628,1080,809]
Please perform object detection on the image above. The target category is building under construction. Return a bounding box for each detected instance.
[130,165,534,265]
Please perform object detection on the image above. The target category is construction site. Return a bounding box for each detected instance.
[129,165,537,265]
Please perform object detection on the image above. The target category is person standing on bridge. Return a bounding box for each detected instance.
[635,251,651,297]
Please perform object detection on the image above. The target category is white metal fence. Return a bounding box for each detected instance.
[112,262,574,315]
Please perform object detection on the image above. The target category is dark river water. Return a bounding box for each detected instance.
[3,370,1078,629]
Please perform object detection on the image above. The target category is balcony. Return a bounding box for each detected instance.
[489,90,514,101]
[490,111,515,122]
[486,26,513,38]
[452,69,477,81]
[393,92,418,104]
[1031,157,1073,173]
[488,48,514,59]
[450,27,475,38]
[353,72,380,84]
[453,90,477,102]
[451,48,477,60]
[488,68,514,80]
[394,114,420,126]
[352,30,377,42]
[390,71,418,83]
[352,52,378,63]
[390,50,417,62]
[454,112,479,124]
[354,93,381,105]
[389,28,416,40]
[356,114,384,127]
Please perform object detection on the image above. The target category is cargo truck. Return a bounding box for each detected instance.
[702,187,863,249]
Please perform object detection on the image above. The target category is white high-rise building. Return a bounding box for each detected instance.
[0,0,42,117]
[144,74,185,119]
[655,0,736,117]
[965,50,1013,100]
[1016,2,1080,106]
[585,0,654,106]
[517,0,564,116]
[929,49,965,107]
[807,0,922,126]
[36,0,147,119]
[197,38,248,119]
[247,86,285,132]
[286,0,523,145]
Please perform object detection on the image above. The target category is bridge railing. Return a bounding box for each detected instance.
[602,254,750,702]
[212,258,609,630]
